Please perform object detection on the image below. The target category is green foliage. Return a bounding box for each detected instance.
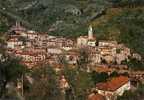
[0,55,26,97]
[26,65,62,100]
[91,71,127,84]
[75,71,93,100]
[2,57,26,82]
[116,48,121,54]
[77,48,90,70]
[112,9,144,56]
[0,0,108,35]
[117,90,137,100]
[63,66,94,100]
[91,71,109,84]
[109,71,119,77]
[0,21,8,32]
[94,8,144,57]
[122,58,144,71]
[0,15,9,33]
[117,84,144,100]
[107,0,144,7]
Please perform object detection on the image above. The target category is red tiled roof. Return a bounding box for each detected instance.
[96,76,129,92]
[95,67,114,73]
[88,93,105,100]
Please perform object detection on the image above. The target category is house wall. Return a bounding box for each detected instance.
[47,48,63,54]
[87,41,96,47]
[115,81,131,96]
[7,41,23,49]
[77,37,88,46]
[7,42,15,49]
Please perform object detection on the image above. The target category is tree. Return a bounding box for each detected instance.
[26,65,62,100]
[0,55,26,98]
[126,58,144,70]
[109,71,119,77]
[0,18,9,33]
[62,65,94,100]
[77,48,90,71]
[117,90,136,100]
[117,84,144,100]
[91,71,109,84]
[0,31,26,98]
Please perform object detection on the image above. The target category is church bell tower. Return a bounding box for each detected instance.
[88,25,93,39]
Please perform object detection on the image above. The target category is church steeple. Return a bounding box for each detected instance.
[16,21,21,28]
[88,25,93,39]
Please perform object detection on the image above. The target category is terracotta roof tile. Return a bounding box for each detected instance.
[88,93,105,100]
[96,76,129,92]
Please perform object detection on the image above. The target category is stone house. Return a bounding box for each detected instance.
[7,38,23,49]
[96,76,131,100]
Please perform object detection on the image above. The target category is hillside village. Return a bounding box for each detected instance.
[5,22,144,100]
[0,0,144,100]
[6,22,141,68]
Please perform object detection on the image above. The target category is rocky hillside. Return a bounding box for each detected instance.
[0,0,108,33]
[0,0,144,56]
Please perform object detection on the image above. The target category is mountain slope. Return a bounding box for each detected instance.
[0,0,144,56]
